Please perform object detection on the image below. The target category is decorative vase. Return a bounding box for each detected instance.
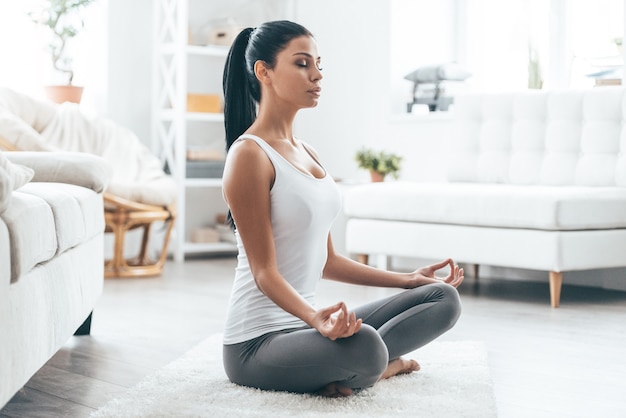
[370,171,385,182]
[44,85,84,104]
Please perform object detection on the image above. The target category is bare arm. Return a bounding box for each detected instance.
[223,140,360,340]
[322,235,464,288]
[301,142,463,288]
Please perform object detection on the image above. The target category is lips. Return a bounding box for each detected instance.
[308,88,321,97]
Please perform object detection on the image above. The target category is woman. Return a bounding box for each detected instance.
[221,20,463,397]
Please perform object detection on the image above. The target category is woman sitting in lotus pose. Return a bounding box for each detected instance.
[221,20,463,397]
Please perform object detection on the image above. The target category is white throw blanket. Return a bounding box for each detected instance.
[0,90,176,207]
[40,103,176,206]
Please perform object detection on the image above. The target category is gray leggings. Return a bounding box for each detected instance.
[223,282,461,393]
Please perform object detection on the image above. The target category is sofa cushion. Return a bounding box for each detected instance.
[0,166,10,214]
[0,150,34,190]
[344,182,626,231]
[3,182,103,283]
[447,88,626,187]
[2,192,57,282]
[7,151,111,193]
[0,218,9,281]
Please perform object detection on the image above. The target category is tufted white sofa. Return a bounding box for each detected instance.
[0,151,111,408]
[344,87,626,307]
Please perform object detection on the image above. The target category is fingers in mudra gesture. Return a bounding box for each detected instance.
[412,258,464,288]
[314,302,362,340]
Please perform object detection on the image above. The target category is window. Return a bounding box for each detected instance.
[463,0,550,91]
[390,0,625,114]
[0,1,49,98]
[389,0,457,114]
[0,0,108,113]
[568,0,624,88]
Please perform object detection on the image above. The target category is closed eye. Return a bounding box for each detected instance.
[293,53,323,71]
[295,61,323,71]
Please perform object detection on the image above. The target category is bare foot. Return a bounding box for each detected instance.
[380,357,420,380]
[316,382,353,398]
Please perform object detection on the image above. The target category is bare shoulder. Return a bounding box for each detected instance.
[226,139,269,168]
[224,138,274,185]
[228,137,263,158]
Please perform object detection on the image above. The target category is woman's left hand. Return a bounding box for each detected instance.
[407,258,464,288]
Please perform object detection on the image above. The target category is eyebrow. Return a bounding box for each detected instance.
[292,52,321,60]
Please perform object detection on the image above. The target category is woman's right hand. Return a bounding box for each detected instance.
[311,302,362,341]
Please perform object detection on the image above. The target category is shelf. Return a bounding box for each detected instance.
[184,178,223,187]
[156,0,294,262]
[160,109,224,122]
[186,112,224,122]
[158,43,230,57]
[186,44,230,57]
[183,241,237,254]
[388,111,454,124]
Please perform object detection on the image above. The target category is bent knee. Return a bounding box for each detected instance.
[341,325,388,388]
[432,282,462,328]
[349,325,389,374]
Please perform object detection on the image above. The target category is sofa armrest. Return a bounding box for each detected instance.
[0,166,11,214]
[5,151,112,193]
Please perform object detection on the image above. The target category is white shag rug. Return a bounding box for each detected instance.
[91,334,496,418]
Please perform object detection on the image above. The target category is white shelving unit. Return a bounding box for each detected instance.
[154,0,295,262]
[153,0,236,262]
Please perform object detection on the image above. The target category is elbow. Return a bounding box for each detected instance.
[322,252,340,279]
[252,270,273,295]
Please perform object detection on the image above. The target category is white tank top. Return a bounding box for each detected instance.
[223,134,342,344]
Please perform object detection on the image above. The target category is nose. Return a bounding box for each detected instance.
[312,67,323,81]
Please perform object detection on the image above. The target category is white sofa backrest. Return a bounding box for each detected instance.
[448,87,626,187]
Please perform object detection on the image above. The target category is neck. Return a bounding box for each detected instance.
[250,98,298,143]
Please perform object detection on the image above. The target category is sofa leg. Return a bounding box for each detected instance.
[471,264,479,279]
[74,312,93,336]
[549,271,562,308]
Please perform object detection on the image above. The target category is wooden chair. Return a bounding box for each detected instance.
[104,193,176,278]
[1,135,176,278]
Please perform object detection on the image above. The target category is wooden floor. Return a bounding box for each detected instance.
[2,256,626,417]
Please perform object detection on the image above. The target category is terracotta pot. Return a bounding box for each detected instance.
[370,171,386,182]
[44,85,84,104]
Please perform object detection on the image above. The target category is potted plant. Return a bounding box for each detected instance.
[614,37,623,57]
[28,0,96,103]
[355,148,402,182]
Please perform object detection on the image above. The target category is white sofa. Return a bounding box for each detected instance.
[0,150,110,408]
[344,87,626,307]
[0,87,177,278]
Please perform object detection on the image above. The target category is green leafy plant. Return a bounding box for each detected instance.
[355,148,403,180]
[28,0,96,85]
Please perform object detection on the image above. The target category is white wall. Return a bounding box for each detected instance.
[104,0,626,292]
[293,0,452,183]
[106,0,154,143]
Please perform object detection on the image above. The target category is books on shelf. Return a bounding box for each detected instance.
[186,148,224,161]
[595,78,621,86]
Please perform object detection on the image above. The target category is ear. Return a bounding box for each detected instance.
[254,60,272,85]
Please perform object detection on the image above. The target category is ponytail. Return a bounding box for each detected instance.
[221,21,314,228]
[222,21,313,152]
[223,27,257,152]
